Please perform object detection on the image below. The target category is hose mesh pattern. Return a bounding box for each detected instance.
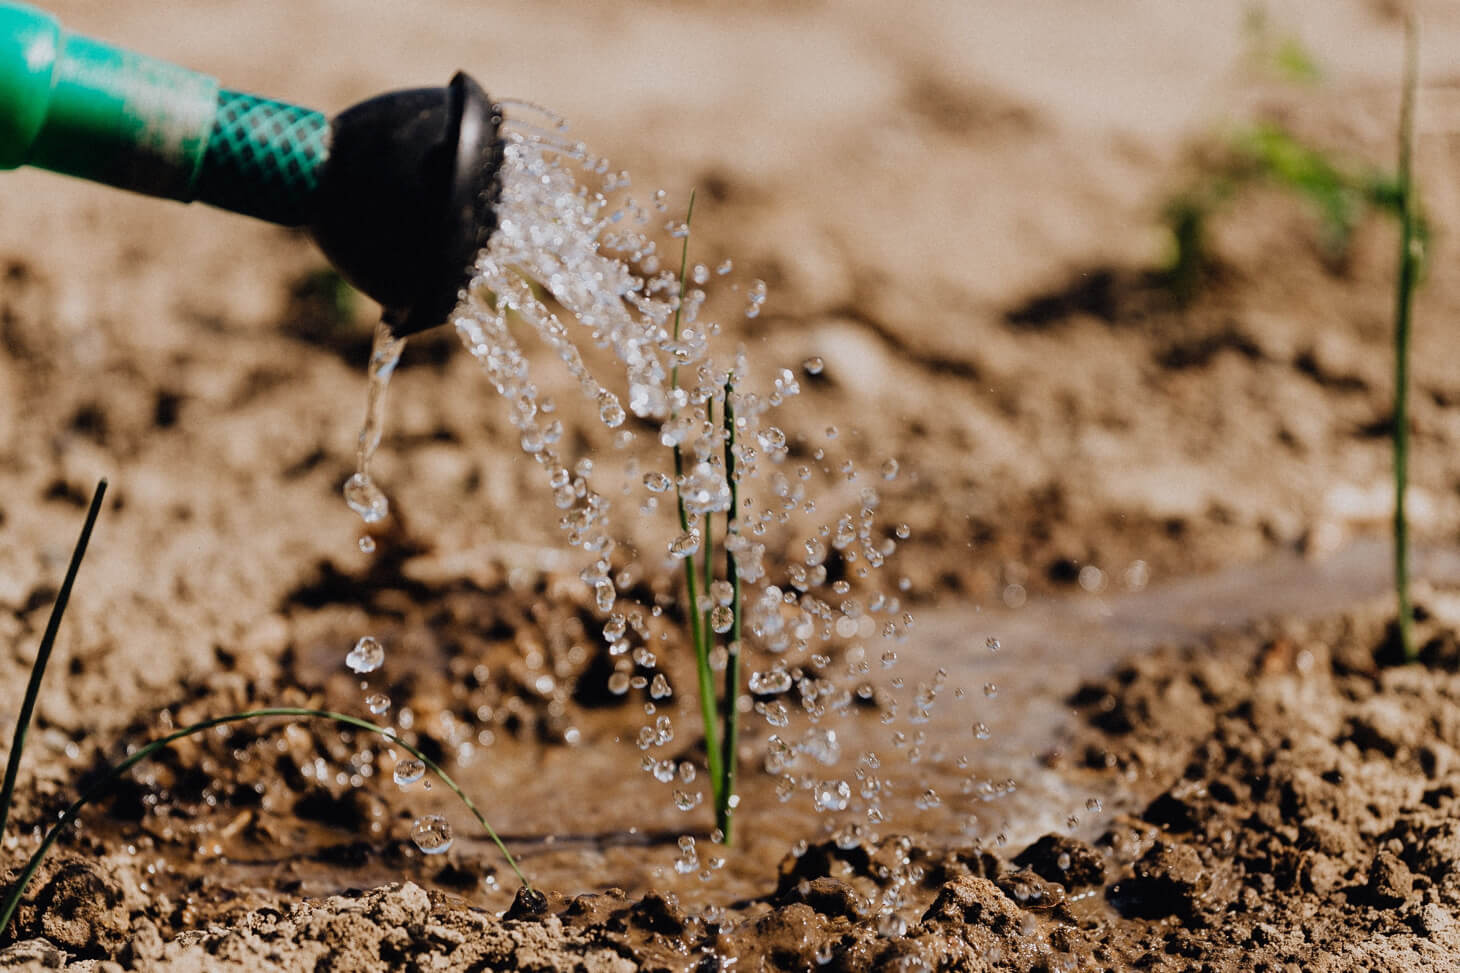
[193,90,329,226]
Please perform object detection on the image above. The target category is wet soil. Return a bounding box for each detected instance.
[8,0,1460,969]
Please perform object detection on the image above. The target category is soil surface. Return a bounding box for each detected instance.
[7,0,1460,969]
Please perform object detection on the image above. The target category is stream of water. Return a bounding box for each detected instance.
[340,112,932,878]
[330,107,1460,912]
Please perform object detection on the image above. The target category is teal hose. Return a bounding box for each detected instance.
[0,2,505,335]
[0,1,327,225]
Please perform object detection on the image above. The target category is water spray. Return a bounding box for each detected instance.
[0,2,503,335]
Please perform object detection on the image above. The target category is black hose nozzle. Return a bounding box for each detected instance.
[312,72,504,336]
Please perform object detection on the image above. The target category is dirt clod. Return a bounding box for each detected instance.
[1012,833,1106,890]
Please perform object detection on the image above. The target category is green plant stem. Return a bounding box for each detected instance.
[1393,14,1419,661]
[0,480,106,843]
[666,189,724,809]
[0,707,527,939]
[717,378,743,843]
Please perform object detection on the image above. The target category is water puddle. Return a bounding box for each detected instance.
[278,538,1460,912]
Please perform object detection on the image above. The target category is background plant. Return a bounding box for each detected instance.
[1391,14,1421,661]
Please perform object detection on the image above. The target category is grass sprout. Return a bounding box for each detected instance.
[0,480,107,844]
[667,191,744,843]
[1392,14,1421,661]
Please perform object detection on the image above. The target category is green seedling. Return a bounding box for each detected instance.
[1162,123,1411,301]
[1392,16,1421,661]
[0,481,526,944]
[667,192,744,843]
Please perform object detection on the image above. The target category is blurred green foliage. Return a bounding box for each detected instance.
[1162,124,1420,303]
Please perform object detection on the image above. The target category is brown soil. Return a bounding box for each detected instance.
[7,0,1460,969]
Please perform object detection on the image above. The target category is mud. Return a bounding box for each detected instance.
[7,0,1460,970]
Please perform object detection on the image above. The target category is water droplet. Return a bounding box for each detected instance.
[749,667,792,695]
[681,461,731,515]
[983,682,998,699]
[410,815,453,854]
[800,728,841,765]
[608,671,631,695]
[757,426,787,452]
[345,636,385,674]
[668,530,701,559]
[880,459,899,480]
[759,700,790,727]
[358,535,376,554]
[595,579,616,612]
[650,673,672,699]
[711,605,734,633]
[986,637,1001,654]
[1086,797,1103,813]
[813,780,851,812]
[365,693,391,715]
[971,722,991,740]
[598,390,626,428]
[802,356,824,375]
[393,758,425,786]
[343,473,389,524]
[643,472,671,493]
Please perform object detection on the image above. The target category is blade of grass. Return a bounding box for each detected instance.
[0,706,527,939]
[1393,13,1420,661]
[0,480,107,841]
[717,377,743,843]
[667,190,725,807]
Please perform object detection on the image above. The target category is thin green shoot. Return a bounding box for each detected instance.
[1392,14,1420,661]
[0,707,528,940]
[0,480,107,842]
[667,190,726,809]
[717,375,743,843]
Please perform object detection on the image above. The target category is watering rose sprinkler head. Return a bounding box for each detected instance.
[0,2,503,336]
[312,72,503,336]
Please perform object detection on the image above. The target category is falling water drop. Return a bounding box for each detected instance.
[343,473,389,524]
[711,605,734,633]
[597,390,626,428]
[393,758,426,786]
[410,815,454,854]
[669,530,701,559]
[345,637,385,674]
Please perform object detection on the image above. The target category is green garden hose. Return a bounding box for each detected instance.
[0,2,504,334]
